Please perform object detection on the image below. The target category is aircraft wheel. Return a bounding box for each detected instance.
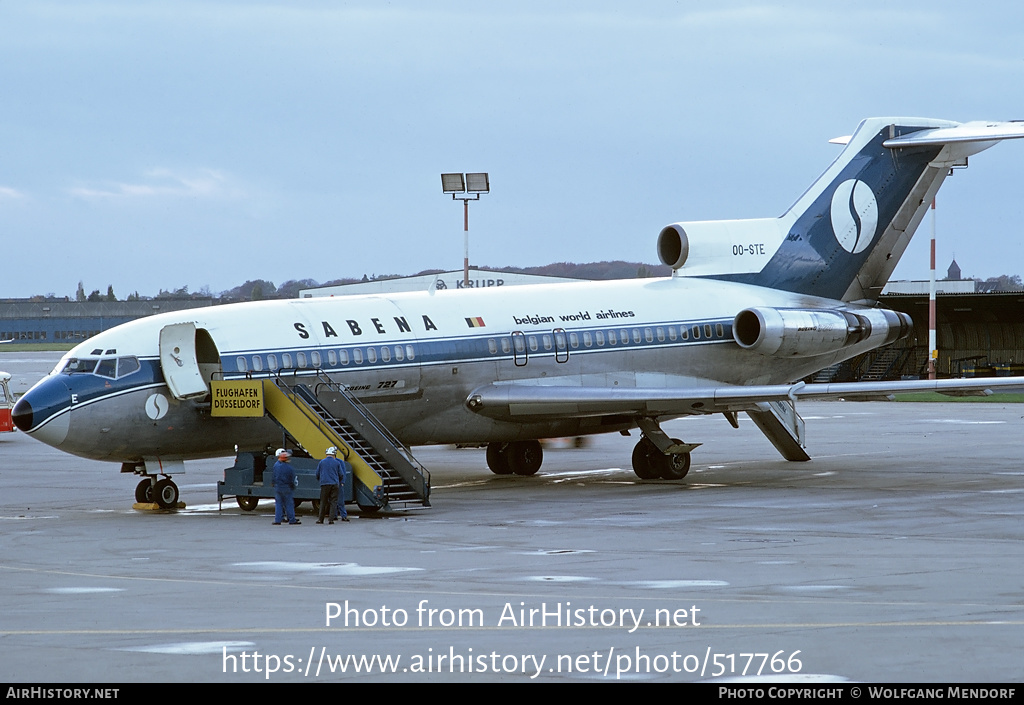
[486,443,513,475]
[631,438,660,479]
[508,440,543,476]
[135,479,154,503]
[153,479,179,509]
[236,496,259,511]
[657,439,691,480]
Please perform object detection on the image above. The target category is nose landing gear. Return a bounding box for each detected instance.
[153,479,180,508]
[125,461,183,509]
[133,476,181,508]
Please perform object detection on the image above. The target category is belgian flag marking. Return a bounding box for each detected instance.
[465,317,486,328]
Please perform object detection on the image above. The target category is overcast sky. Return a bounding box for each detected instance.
[2,1,1023,299]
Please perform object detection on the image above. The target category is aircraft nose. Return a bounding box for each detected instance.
[13,376,72,446]
[11,395,34,431]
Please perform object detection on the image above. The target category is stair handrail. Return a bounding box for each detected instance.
[268,369,340,444]
[310,372,430,485]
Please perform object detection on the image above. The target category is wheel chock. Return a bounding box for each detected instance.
[132,502,186,511]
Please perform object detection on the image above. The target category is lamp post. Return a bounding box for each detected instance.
[928,198,937,380]
[441,172,489,287]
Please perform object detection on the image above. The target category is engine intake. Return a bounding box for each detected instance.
[733,306,911,358]
[657,224,690,269]
[656,217,787,276]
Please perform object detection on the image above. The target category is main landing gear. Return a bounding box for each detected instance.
[484,421,698,482]
[631,437,691,480]
[630,418,700,481]
[486,440,543,476]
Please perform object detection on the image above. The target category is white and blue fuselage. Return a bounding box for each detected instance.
[16,275,867,462]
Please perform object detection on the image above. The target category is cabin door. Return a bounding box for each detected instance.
[159,322,215,400]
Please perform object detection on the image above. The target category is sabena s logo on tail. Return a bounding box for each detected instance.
[829,179,878,254]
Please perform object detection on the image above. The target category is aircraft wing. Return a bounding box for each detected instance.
[466,376,1024,422]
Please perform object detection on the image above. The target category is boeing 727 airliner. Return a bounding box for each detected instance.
[13,117,1024,507]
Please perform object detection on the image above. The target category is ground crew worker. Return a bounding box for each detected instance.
[316,447,342,524]
[272,448,301,525]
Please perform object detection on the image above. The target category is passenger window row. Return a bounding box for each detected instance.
[236,344,416,374]
[487,323,728,354]
[234,322,728,373]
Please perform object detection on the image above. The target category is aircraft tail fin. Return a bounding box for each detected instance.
[659,118,1024,302]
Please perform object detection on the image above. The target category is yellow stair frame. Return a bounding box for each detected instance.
[261,380,384,494]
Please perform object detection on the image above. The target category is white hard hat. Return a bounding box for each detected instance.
[326,446,338,456]
[275,448,290,457]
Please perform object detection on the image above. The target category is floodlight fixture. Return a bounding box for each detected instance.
[441,173,466,193]
[440,171,490,286]
[465,172,490,193]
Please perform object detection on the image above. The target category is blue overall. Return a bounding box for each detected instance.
[272,459,298,524]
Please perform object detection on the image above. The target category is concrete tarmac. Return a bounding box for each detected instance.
[1,352,1022,683]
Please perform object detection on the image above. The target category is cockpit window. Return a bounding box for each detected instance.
[63,358,98,374]
[116,356,140,378]
[61,356,140,379]
[95,358,117,379]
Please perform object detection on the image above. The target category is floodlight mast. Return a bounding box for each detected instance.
[440,172,489,286]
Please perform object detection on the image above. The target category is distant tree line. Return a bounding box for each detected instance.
[21,264,1022,304]
[972,274,1024,293]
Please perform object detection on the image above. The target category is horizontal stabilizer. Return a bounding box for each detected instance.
[883,120,1024,148]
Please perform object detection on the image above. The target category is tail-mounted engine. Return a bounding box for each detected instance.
[657,218,787,277]
[732,306,911,358]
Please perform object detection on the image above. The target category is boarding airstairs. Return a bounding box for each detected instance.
[262,374,430,511]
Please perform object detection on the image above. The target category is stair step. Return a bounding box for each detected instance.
[278,381,430,510]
